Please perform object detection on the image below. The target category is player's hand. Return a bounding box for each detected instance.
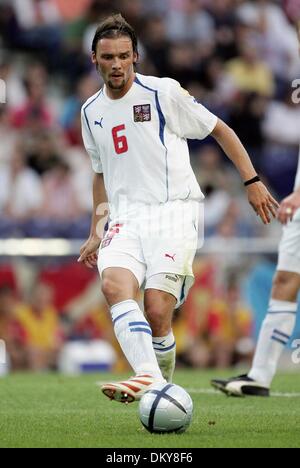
[246,182,279,224]
[277,191,300,225]
[78,235,101,269]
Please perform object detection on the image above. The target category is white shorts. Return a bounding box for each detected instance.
[277,208,300,275]
[97,200,202,308]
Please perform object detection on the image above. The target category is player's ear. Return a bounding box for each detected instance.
[92,52,97,64]
[133,51,138,65]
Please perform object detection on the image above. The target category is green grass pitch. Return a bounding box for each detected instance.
[0,370,299,448]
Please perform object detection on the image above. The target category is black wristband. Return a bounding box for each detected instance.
[244,175,260,187]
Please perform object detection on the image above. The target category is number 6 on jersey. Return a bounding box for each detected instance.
[112,125,128,155]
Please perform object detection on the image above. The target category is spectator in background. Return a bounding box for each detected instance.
[71,303,113,341]
[228,92,267,170]
[10,63,54,131]
[216,199,257,238]
[166,43,200,88]
[166,0,215,45]
[226,36,275,97]
[117,0,144,35]
[181,273,253,368]
[26,132,61,176]
[0,2,13,47]
[193,144,240,194]
[207,274,254,367]
[141,0,168,16]
[60,73,100,146]
[207,0,238,62]
[263,85,300,147]
[142,16,171,77]
[16,282,63,371]
[64,143,94,216]
[41,160,84,222]
[0,142,43,237]
[0,285,26,370]
[0,107,18,169]
[236,0,299,81]
[54,0,92,22]
[10,0,63,68]
[12,0,61,30]
[191,144,255,236]
[262,85,300,198]
[0,53,26,109]
[196,57,236,112]
[26,159,90,238]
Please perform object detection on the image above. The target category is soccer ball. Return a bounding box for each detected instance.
[139,383,193,434]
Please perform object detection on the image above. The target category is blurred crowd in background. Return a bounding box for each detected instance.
[0,0,300,373]
[0,257,257,373]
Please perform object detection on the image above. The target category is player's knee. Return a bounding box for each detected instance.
[145,293,174,335]
[146,305,165,325]
[101,277,122,304]
[147,315,170,337]
[273,271,290,288]
[272,271,299,301]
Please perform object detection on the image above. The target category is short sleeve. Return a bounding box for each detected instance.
[164,79,218,140]
[81,108,103,173]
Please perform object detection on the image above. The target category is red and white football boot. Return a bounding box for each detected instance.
[101,374,163,404]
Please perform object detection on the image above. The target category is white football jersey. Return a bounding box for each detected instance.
[81,73,218,217]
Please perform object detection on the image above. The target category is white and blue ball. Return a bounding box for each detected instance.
[139,383,193,434]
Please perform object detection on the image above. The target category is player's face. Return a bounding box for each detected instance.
[93,37,137,96]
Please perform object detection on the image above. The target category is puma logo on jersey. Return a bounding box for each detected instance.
[165,253,176,262]
[94,118,103,128]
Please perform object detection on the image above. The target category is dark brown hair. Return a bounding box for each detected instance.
[92,13,138,58]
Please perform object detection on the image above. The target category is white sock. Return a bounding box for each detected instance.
[152,331,176,383]
[249,299,297,387]
[111,300,164,380]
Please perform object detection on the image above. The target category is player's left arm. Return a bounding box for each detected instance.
[211,118,279,225]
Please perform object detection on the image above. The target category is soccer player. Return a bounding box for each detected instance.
[211,166,300,397]
[211,5,300,397]
[78,14,278,404]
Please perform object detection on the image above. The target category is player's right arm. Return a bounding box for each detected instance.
[78,173,108,268]
[78,106,108,268]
